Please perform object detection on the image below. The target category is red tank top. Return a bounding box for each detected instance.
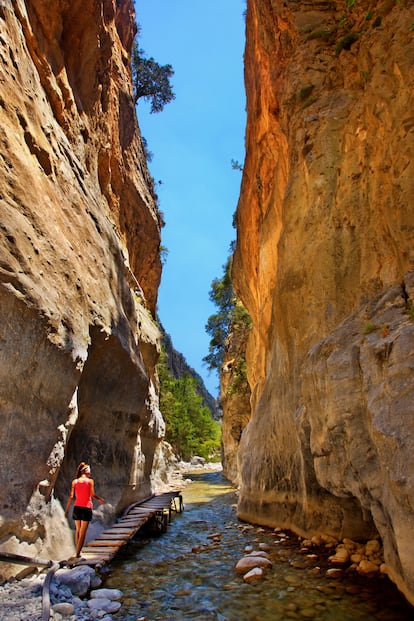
[74,479,93,509]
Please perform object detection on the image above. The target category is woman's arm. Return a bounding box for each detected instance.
[65,480,76,517]
[90,479,105,505]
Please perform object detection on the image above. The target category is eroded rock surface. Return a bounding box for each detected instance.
[0,0,164,577]
[232,0,414,604]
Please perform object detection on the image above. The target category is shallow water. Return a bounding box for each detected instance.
[106,471,413,621]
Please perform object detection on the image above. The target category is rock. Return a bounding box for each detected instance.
[258,542,271,551]
[190,456,206,465]
[247,550,270,558]
[342,538,358,552]
[284,575,301,585]
[243,567,264,582]
[0,0,163,583]
[55,566,98,597]
[326,568,344,579]
[231,0,414,608]
[357,560,379,576]
[299,608,317,618]
[87,597,122,613]
[328,548,350,565]
[52,602,75,617]
[310,535,324,547]
[235,555,273,574]
[90,587,122,600]
[365,539,381,556]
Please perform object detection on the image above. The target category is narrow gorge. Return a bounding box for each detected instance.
[0,0,413,612]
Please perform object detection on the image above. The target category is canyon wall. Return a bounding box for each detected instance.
[232,0,414,604]
[0,0,165,578]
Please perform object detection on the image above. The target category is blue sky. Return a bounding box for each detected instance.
[134,1,246,397]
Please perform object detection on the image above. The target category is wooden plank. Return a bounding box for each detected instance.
[98,529,134,536]
[81,552,113,559]
[94,531,134,541]
[83,545,119,553]
[86,539,126,547]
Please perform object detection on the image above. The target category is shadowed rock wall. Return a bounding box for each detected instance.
[0,0,164,576]
[232,0,414,604]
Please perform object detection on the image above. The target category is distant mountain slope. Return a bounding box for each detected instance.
[159,324,220,420]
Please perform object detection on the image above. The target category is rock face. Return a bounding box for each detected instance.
[0,0,164,577]
[232,0,414,605]
[161,325,220,419]
[221,310,252,484]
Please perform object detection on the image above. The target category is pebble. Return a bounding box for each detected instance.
[235,555,273,573]
[243,567,264,582]
[326,568,344,579]
[52,602,75,616]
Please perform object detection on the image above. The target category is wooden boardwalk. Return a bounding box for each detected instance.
[79,490,183,566]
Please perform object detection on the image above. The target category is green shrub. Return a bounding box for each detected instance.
[335,32,359,54]
[363,322,377,335]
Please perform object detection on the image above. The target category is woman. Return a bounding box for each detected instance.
[65,462,105,558]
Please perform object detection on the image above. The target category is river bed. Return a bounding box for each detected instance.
[106,471,413,621]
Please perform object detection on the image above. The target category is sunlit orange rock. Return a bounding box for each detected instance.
[232,0,414,605]
[0,0,163,576]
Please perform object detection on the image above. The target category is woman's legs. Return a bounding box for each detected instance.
[75,520,89,557]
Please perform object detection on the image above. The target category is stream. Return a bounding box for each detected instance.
[105,471,413,621]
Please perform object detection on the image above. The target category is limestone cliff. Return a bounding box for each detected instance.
[232,0,414,604]
[221,303,252,485]
[0,0,164,577]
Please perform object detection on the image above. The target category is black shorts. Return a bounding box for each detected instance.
[72,506,93,522]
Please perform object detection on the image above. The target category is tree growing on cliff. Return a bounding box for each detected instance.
[132,43,175,113]
[204,254,252,379]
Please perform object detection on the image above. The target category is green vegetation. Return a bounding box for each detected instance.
[131,26,175,113]
[404,306,414,321]
[204,255,252,374]
[204,256,236,373]
[157,348,221,461]
[227,357,249,397]
[299,85,315,100]
[231,158,243,172]
[335,32,359,54]
[363,322,377,335]
[204,254,252,397]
